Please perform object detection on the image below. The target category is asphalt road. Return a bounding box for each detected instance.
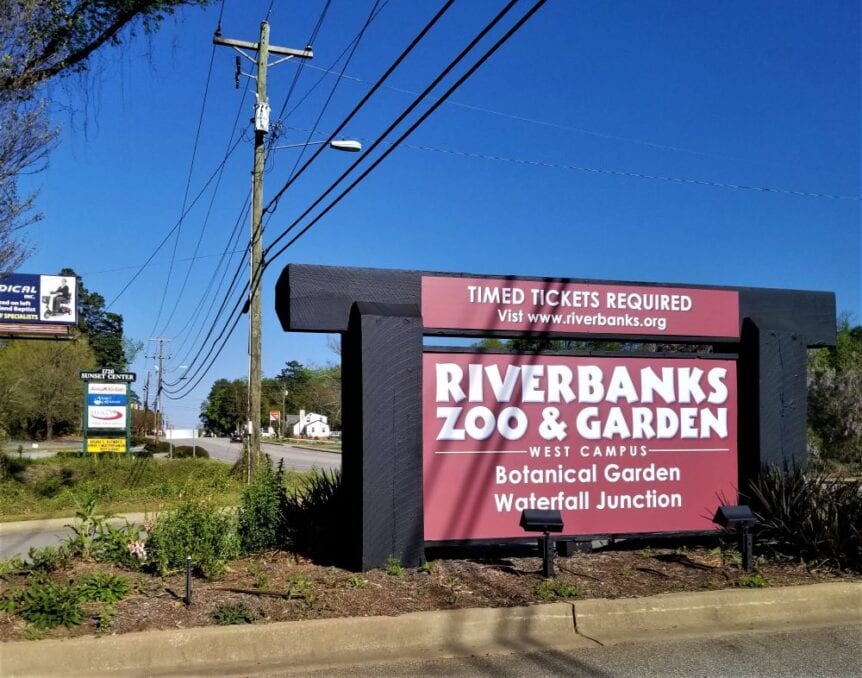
[0,441,339,560]
[287,623,862,678]
[186,437,341,473]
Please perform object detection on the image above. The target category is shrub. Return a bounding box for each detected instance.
[27,545,69,573]
[12,577,85,630]
[238,460,285,554]
[212,601,255,625]
[0,453,30,481]
[77,573,131,603]
[171,446,210,459]
[144,441,171,454]
[345,574,368,589]
[146,501,240,579]
[735,574,768,588]
[748,462,862,571]
[535,578,582,601]
[281,469,343,558]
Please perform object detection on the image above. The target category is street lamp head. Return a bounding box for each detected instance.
[329,139,361,153]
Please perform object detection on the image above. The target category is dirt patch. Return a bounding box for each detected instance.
[2,541,859,642]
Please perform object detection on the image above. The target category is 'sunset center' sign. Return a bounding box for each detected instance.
[422,276,739,338]
[422,353,738,541]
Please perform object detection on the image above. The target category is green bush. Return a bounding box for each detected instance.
[281,469,343,559]
[212,601,255,625]
[146,501,240,579]
[0,453,30,481]
[12,577,85,629]
[535,578,582,601]
[171,445,210,459]
[238,460,285,554]
[77,572,130,603]
[27,545,70,573]
[144,441,171,454]
[748,462,862,571]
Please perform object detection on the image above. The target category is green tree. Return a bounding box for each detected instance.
[200,379,247,436]
[60,267,140,369]
[0,337,96,439]
[808,318,862,468]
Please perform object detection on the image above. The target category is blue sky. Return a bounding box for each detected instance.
[20,0,861,427]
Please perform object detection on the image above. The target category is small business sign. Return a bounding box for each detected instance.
[86,437,128,453]
[422,352,738,541]
[80,369,136,382]
[421,276,740,339]
[0,273,77,325]
[269,410,281,421]
[80,370,134,454]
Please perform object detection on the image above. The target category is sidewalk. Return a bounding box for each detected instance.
[2,581,860,677]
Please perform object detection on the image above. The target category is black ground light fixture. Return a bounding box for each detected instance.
[520,509,564,577]
[713,505,757,572]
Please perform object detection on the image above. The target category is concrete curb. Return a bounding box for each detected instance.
[1,603,584,677]
[0,514,150,535]
[574,581,862,645]
[1,583,860,676]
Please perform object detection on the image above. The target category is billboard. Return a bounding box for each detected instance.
[87,382,127,430]
[422,276,739,339]
[423,352,738,541]
[0,273,77,325]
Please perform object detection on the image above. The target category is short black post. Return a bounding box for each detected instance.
[185,556,192,605]
[541,532,555,578]
[739,524,754,573]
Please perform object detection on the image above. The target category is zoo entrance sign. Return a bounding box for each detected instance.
[275,264,835,570]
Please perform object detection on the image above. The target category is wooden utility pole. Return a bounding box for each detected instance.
[149,338,172,445]
[214,23,313,481]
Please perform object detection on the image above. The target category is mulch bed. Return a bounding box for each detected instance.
[2,541,859,642]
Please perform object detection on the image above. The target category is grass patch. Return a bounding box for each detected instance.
[535,578,582,601]
[0,455,245,521]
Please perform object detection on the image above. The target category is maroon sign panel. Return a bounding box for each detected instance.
[421,276,740,339]
[422,352,739,541]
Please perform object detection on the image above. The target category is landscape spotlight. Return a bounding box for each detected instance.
[520,509,564,577]
[713,505,756,572]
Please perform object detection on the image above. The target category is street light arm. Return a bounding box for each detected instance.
[273,139,362,152]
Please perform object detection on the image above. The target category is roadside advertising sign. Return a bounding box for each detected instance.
[0,273,78,325]
[422,352,738,542]
[86,437,127,453]
[421,276,740,339]
[87,382,127,430]
[270,410,281,421]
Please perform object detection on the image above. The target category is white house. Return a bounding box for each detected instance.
[291,409,331,439]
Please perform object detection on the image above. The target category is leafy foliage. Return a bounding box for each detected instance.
[748,462,862,571]
[384,556,405,578]
[146,501,240,579]
[212,601,255,625]
[27,545,70,572]
[808,319,862,469]
[281,469,344,559]
[76,572,130,603]
[0,338,96,440]
[9,576,85,629]
[238,460,285,554]
[534,578,582,601]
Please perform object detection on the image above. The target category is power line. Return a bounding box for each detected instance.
[274,0,380,197]
[150,43,219,336]
[104,132,247,312]
[264,0,522,257]
[166,0,549,401]
[263,0,457,216]
[165,1,458,392]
